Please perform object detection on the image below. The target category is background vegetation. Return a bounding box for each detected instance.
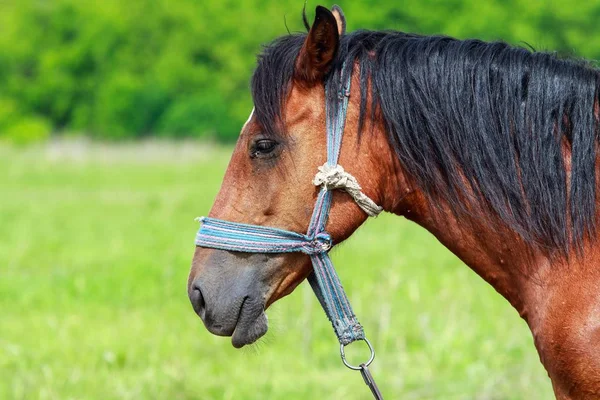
[1,0,600,142]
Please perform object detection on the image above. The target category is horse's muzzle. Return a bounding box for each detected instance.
[188,248,271,347]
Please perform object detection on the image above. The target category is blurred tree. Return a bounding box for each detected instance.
[0,0,599,142]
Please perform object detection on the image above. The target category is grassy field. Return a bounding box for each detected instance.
[0,142,553,399]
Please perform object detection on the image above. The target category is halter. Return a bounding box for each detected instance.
[195,67,384,399]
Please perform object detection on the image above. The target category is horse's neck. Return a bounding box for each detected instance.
[363,122,533,311]
[368,94,600,398]
[351,79,600,322]
[388,167,600,325]
[391,190,530,310]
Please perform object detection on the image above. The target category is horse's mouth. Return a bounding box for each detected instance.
[200,295,268,347]
[230,296,268,348]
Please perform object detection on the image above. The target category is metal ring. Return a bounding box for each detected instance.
[340,338,375,370]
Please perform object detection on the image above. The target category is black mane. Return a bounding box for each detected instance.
[251,29,600,254]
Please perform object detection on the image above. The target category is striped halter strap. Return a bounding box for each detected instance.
[195,66,384,399]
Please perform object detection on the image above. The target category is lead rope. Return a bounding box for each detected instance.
[194,65,384,399]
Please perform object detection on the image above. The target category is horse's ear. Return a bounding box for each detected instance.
[295,6,340,85]
[331,5,346,36]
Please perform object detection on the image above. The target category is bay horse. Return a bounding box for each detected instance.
[188,5,600,399]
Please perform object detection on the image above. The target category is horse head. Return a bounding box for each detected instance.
[187,6,403,348]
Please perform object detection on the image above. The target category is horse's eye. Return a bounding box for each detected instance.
[251,139,278,158]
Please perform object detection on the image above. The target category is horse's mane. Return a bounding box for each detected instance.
[251,29,600,255]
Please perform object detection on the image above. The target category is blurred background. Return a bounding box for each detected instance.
[2,0,597,398]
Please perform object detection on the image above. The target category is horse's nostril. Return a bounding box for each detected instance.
[190,280,206,319]
[194,287,205,309]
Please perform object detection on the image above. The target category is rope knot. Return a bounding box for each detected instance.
[312,163,383,218]
[306,232,332,255]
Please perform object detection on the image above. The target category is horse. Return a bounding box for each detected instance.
[188,5,600,399]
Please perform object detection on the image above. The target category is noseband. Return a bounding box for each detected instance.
[195,67,384,399]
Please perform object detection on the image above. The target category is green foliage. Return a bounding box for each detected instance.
[156,95,241,141]
[1,117,51,144]
[1,0,600,141]
[0,98,20,131]
[93,74,169,139]
[0,97,51,144]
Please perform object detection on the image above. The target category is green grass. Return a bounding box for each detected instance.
[0,142,553,399]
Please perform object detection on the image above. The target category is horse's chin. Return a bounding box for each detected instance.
[231,306,268,348]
